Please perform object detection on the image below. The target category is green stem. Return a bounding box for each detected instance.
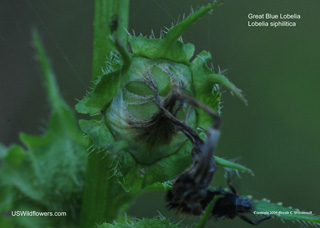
[91,0,129,81]
[195,196,221,228]
[80,1,129,227]
[80,154,127,228]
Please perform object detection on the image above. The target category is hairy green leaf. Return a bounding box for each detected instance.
[253,198,320,224]
[98,218,180,228]
[0,30,89,228]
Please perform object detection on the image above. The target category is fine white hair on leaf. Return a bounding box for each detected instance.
[196,54,207,64]
[124,28,130,36]
[176,14,181,24]
[159,29,164,39]
[208,8,215,15]
[87,144,93,152]
[190,6,195,15]
[235,169,241,178]
[156,211,166,220]
[173,219,185,227]
[217,65,228,76]
[150,29,155,39]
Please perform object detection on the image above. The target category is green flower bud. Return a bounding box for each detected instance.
[105,57,196,164]
[76,2,244,166]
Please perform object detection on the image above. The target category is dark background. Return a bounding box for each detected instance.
[1,0,320,227]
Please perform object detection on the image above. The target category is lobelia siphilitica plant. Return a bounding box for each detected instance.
[0,1,320,228]
[76,1,320,228]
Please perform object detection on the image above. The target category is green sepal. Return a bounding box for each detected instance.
[191,51,247,128]
[198,128,252,175]
[191,51,221,128]
[142,141,192,187]
[141,181,172,193]
[76,36,132,115]
[79,118,115,149]
[117,163,144,193]
[112,141,252,195]
[110,147,187,194]
[76,71,121,115]
[104,141,192,195]
[129,36,194,64]
[208,74,247,104]
[215,156,253,175]
[114,38,132,72]
[192,51,247,103]
[109,139,253,195]
[165,2,221,46]
[129,2,221,64]
[141,152,254,191]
